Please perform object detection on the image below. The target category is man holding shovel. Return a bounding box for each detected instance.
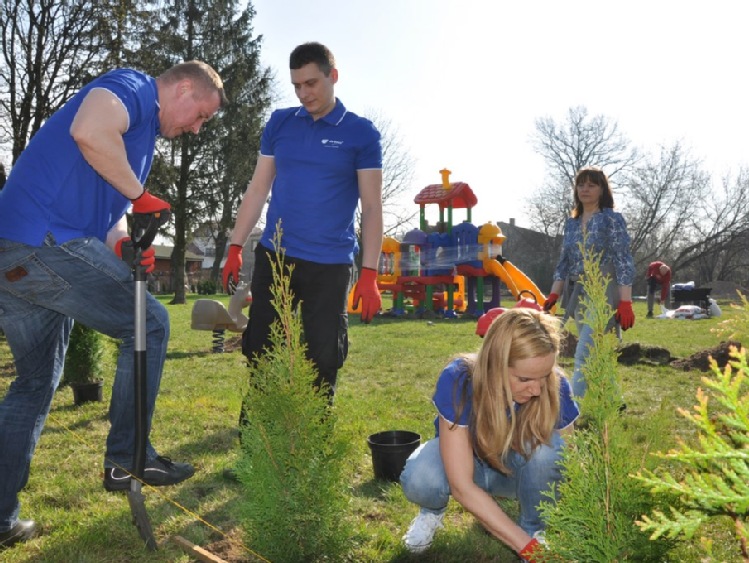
[0,61,226,549]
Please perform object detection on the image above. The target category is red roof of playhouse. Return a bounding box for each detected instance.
[414,182,478,209]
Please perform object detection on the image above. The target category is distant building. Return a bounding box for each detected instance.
[496,219,562,292]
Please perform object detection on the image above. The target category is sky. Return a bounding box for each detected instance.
[250,0,749,229]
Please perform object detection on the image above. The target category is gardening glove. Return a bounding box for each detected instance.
[352,267,381,323]
[115,237,155,273]
[543,292,559,313]
[222,244,243,292]
[518,537,544,562]
[131,190,171,215]
[616,300,635,330]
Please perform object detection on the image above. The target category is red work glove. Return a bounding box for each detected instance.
[115,237,156,273]
[518,538,543,562]
[131,190,171,215]
[616,300,635,330]
[543,292,559,313]
[352,267,381,323]
[222,244,243,291]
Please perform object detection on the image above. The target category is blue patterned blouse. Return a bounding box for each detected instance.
[552,208,635,286]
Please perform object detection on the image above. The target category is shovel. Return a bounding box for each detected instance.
[126,209,170,550]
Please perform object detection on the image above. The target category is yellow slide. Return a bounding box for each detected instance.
[482,258,546,305]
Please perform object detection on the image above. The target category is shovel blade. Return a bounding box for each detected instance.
[127,487,158,551]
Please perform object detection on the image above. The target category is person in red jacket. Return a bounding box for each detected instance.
[646,261,671,318]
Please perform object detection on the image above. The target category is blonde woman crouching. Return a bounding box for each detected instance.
[400,308,579,561]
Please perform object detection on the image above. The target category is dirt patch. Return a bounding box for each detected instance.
[617,343,672,366]
[670,340,742,372]
[201,527,255,562]
[224,335,243,353]
[560,331,577,358]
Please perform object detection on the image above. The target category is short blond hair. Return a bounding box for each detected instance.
[159,60,228,107]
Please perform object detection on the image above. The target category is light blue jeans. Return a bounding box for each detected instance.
[0,236,169,531]
[572,314,621,398]
[400,433,565,536]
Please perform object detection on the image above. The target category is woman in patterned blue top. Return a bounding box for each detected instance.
[542,167,635,398]
[400,309,579,561]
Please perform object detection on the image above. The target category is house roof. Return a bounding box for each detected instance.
[153,245,203,262]
[413,181,478,209]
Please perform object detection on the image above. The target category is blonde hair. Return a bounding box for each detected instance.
[454,308,561,474]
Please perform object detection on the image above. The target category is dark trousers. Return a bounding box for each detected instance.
[242,244,351,398]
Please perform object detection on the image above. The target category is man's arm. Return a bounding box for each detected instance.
[229,155,276,246]
[106,215,129,250]
[357,168,383,270]
[69,88,144,200]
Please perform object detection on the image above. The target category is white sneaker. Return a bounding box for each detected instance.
[403,509,445,553]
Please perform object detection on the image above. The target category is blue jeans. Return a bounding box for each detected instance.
[0,236,169,531]
[399,433,565,536]
[572,313,621,398]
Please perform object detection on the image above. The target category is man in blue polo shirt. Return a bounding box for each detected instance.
[0,61,226,549]
[223,42,383,403]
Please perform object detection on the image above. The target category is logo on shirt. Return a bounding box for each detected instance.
[321,139,344,148]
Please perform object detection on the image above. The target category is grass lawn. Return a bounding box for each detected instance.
[0,295,745,562]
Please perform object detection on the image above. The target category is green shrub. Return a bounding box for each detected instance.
[197,279,218,295]
[539,243,674,562]
[634,345,749,561]
[62,322,104,385]
[236,229,352,562]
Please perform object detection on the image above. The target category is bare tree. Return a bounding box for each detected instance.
[668,169,749,285]
[363,111,418,236]
[528,106,640,238]
[0,0,105,163]
[622,142,710,265]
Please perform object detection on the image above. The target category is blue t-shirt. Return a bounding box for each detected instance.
[432,358,579,436]
[259,99,382,264]
[0,69,159,245]
[552,208,635,286]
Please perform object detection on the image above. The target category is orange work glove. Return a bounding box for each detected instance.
[616,300,635,330]
[518,538,544,562]
[222,244,243,291]
[115,237,156,273]
[131,190,171,215]
[543,292,559,313]
[352,267,381,323]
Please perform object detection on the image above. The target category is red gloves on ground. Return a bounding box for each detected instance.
[616,300,635,330]
[222,244,243,292]
[519,537,544,562]
[131,190,171,215]
[543,292,559,313]
[352,267,381,323]
[115,237,155,273]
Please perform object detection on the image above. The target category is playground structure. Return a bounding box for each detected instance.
[191,282,252,352]
[349,169,547,318]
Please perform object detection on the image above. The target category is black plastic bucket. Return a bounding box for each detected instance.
[367,430,421,482]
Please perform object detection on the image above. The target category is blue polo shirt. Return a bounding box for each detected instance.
[0,69,159,246]
[432,358,579,437]
[259,99,382,264]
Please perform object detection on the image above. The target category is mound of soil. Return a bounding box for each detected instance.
[617,343,672,366]
[560,331,577,358]
[670,340,742,372]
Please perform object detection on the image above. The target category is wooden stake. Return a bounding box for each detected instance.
[172,535,228,563]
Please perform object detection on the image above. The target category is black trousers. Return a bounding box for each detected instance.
[242,244,352,397]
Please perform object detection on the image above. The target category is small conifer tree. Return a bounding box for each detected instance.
[236,227,352,562]
[538,243,673,561]
[62,322,104,385]
[634,345,749,561]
